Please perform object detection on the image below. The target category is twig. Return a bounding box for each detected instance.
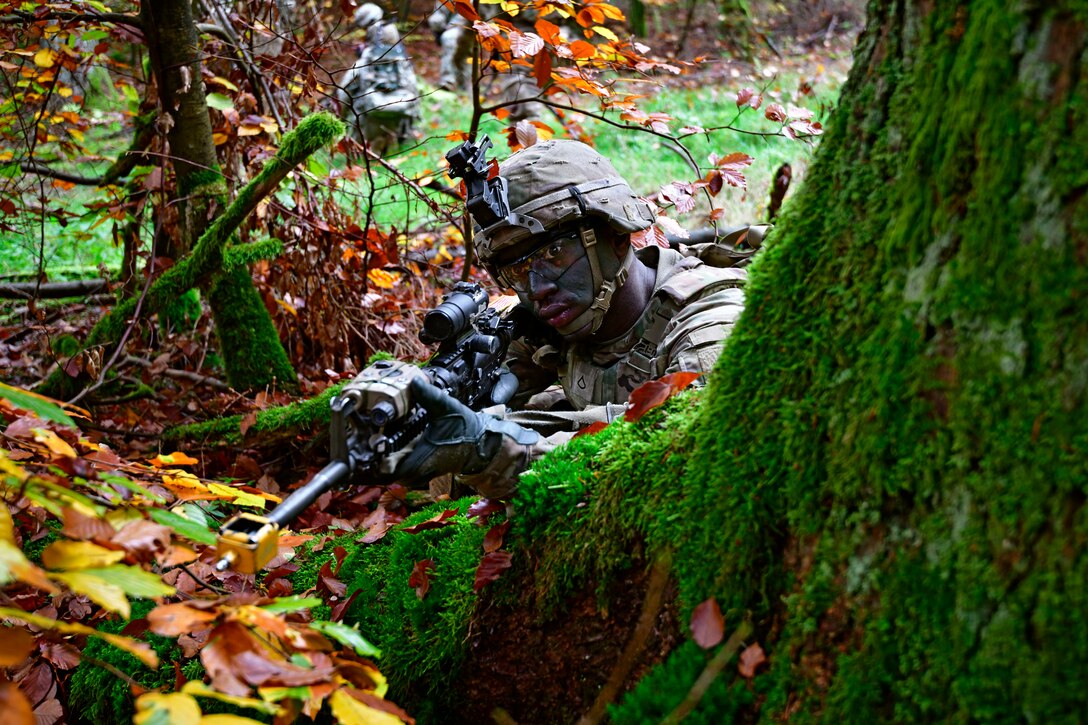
[123,355,232,390]
[178,562,230,594]
[577,555,672,725]
[660,618,753,724]
[77,654,146,691]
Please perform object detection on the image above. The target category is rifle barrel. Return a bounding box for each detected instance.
[268,460,351,527]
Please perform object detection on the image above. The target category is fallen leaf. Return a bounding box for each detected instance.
[482,521,509,554]
[738,642,766,679]
[149,451,199,468]
[408,559,435,599]
[400,509,459,534]
[328,689,404,725]
[624,371,702,423]
[690,597,724,649]
[147,602,219,637]
[573,421,609,438]
[0,681,33,725]
[466,499,503,522]
[31,428,76,458]
[133,691,202,725]
[0,626,35,666]
[41,540,125,570]
[473,551,513,592]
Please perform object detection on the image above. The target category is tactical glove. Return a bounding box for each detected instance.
[392,377,539,486]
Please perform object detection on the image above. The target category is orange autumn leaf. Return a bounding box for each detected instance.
[149,451,200,468]
[624,371,701,423]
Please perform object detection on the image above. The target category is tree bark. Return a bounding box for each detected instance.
[138,0,298,393]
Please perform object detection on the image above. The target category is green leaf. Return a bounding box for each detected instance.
[309,620,381,658]
[149,508,215,545]
[0,382,74,426]
[100,473,167,505]
[205,93,234,112]
[260,596,323,614]
[82,29,109,41]
[84,565,175,598]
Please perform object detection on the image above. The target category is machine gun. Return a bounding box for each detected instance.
[215,282,520,573]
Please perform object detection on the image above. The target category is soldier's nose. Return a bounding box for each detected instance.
[525,270,555,301]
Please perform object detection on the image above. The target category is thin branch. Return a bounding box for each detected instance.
[19,161,103,186]
[660,618,753,725]
[0,10,142,28]
[123,355,232,390]
[577,555,672,725]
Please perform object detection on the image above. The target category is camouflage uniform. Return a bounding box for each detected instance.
[454,247,745,497]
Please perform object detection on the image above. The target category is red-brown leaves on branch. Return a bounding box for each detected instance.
[690,597,724,649]
[483,520,510,553]
[624,371,701,423]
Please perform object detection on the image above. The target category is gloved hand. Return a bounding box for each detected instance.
[391,377,539,486]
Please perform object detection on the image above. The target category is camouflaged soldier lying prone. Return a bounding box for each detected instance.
[396,139,752,498]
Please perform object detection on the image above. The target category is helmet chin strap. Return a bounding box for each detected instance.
[556,227,635,337]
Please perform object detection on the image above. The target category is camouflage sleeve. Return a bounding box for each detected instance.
[660,285,746,379]
[505,335,560,409]
[455,403,626,498]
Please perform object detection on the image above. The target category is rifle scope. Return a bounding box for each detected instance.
[422,282,489,342]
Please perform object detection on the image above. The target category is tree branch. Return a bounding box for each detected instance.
[0,10,142,28]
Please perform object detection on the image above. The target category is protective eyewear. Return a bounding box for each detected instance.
[491,229,585,292]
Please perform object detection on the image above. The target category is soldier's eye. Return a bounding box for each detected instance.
[542,242,564,261]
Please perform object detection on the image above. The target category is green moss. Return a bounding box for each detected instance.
[68,601,185,725]
[339,498,490,715]
[208,265,299,394]
[159,288,202,334]
[223,238,284,272]
[163,380,346,444]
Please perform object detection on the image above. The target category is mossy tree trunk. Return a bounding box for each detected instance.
[135,1,298,392]
[650,0,1088,720]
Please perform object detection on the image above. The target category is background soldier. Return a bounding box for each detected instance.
[336,3,421,153]
[394,140,749,497]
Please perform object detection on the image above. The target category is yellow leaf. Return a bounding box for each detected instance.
[0,503,15,545]
[0,541,59,592]
[134,692,202,725]
[57,87,73,98]
[328,690,404,725]
[202,716,271,725]
[275,298,298,317]
[53,569,131,617]
[212,132,229,145]
[209,75,239,91]
[0,607,158,667]
[206,483,268,509]
[33,48,55,68]
[41,540,126,570]
[238,125,261,136]
[181,682,282,716]
[150,452,200,468]
[433,244,453,264]
[367,269,399,289]
[32,429,77,458]
[591,25,619,42]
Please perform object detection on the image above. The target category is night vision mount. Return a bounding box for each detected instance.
[445,135,545,236]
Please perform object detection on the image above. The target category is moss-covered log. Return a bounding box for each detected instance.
[333,2,1088,722]
[37,114,344,399]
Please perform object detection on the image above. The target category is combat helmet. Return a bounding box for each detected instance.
[472,139,657,336]
[352,3,383,29]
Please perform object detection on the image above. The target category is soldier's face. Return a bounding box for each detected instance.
[495,224,623,336]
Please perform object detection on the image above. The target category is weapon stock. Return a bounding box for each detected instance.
[214,282,518,573]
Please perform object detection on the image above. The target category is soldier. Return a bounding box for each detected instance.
[336,4,421,153]
[428,1,474,91]
[394,140,748,497]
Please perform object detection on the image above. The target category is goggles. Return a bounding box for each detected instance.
[490,228,586,292]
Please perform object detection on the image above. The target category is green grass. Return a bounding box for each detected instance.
[0,67,845,280]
